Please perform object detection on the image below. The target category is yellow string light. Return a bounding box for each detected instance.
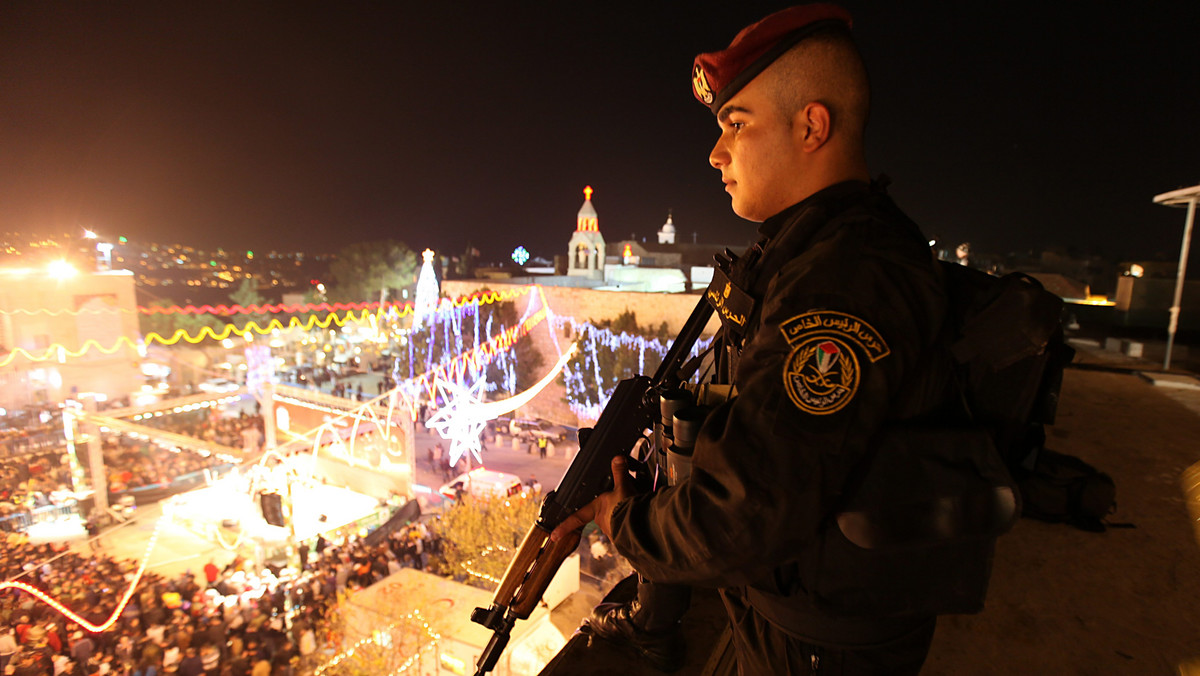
[0,286,538,367]
[461,544,511,585]
[313,609,440,676]
[0,285,529,316]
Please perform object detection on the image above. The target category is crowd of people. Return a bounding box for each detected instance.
[99,441,227,496]
[0,451,74,532]
[138,411,265,457]
[0,514,444,676]
[0,425,63,459]
[0,406,265,537]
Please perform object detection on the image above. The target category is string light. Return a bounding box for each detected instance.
[0,287,537,367]
[560,315,716,419]
[0,286,528,316]
[0,511,171,633]
[313,609,440,676]
[127,395,242,420]
[461,544,510,585]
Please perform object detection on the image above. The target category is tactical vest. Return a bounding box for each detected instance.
[702,184,1019,633]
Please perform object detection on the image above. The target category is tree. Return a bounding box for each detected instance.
[485,297,545,394]
[429,494,540,589]
[319,583,444,676]
[563,311,672,410]
[139,298,226,340]
[229,278,268,330]
[327,240,420,305]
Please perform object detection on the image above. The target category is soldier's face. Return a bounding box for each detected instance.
[709,75,807,222]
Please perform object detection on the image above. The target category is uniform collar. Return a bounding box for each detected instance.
[757,179,873,241]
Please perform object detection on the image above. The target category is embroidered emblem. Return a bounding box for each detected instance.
[780,311,890,415]
[705,266,754,335]
[692,64,713,104]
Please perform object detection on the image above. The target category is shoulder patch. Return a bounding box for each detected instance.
[779,311,891,415]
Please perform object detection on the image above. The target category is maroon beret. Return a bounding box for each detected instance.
[692,4,853,114]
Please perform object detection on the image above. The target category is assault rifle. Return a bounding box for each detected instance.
[470,295,715,675]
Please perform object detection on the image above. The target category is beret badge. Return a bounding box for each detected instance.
[692,64,714,105]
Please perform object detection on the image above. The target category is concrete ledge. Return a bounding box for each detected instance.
[1137,371,1200,389]
[1103,337,1146,358]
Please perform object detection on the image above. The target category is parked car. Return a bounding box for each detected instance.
[509,418,574,443]
[198,378,240,394]
[438,468,527,501]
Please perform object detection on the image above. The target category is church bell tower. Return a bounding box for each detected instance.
[567,185,606,279]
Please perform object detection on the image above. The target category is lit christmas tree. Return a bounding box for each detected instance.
[413,248,439,329]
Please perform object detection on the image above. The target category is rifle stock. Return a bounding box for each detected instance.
[471,295,715,675]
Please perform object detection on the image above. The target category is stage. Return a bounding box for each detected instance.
[163,467,385,552]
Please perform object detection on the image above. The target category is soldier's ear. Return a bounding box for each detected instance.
[796,101,831,152]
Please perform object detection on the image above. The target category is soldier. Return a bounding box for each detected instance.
[553,4,969,674]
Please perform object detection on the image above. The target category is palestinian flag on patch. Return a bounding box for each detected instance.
[816,341,840,374]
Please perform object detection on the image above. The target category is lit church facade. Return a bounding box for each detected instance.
[567,186,605,279]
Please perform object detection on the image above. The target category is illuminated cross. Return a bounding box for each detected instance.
[583,185,593,201]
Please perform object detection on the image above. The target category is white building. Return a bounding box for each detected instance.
[566,186,605,280]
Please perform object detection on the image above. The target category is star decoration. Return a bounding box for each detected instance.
[424,373,490,468]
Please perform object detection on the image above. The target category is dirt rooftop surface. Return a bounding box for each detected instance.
[925,343,1200,675]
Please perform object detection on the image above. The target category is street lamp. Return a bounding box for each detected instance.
[1152,183,1200,370]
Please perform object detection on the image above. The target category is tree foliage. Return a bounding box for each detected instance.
[138,297,226,338]
[391,289,545,397]
[487,297,546,394]
[564,310,672,408]
[228,278,268,330]
[319,585,442,676]
[327,240,420,304]
[428,494,540,589]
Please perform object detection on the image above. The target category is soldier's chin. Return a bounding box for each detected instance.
[730,199,768,223]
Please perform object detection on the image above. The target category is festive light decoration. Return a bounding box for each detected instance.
[461,544,510,585]
[559,314,716,419]
[425,342,575,467]
[1,286,526,317]
[126,395,242,421]
[412,249,439,329]
[401,306,547,401]
[0,290,579,633]
[0,337,139,368]
[313,609,440,676]
[0,300,392,316]
[0,286,536,367]
[424,374,490,467]
[471,343,576,419]
[511,245,530,265]
[0,511,170,632]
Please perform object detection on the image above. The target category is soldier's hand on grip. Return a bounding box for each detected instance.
[550,456,634,542]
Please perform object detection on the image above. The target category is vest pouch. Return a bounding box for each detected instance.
[806,424,1018,618]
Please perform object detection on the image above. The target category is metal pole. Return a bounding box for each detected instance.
[1165,197,1198,370]
[82,400,109,512]
[263,381,277,450]
[283,463,300,628]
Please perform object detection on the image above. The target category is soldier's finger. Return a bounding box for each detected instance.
[611,456,633,497]
[550,509,589,542]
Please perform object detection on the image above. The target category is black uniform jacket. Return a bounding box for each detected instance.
[611,181,952,595]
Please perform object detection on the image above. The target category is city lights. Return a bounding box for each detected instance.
[46,259,77,279]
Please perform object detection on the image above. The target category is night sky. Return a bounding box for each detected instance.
[3,2,1198,264]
